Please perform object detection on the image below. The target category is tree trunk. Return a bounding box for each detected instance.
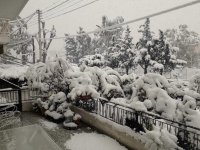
[22,45,27,65]
[32,37,35,64]
[144,65,148,74]
[43,53,47,63]
[125,67,129,75]
[160,69,163,75]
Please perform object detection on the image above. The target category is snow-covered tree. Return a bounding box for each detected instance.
[9,22,32,64]
[107,26,136,74]
[137,18,153,49]
[26,57,71,93]
[165,25,200,67]
[118,26,136,74]
[136,19,186,74]
[135,18,153,74]
[65,27,92,63]
[80,54,105,67]
[92,16,124,54]
[76,27,92,61]
[65,34,77,63]
[41,22,56,63]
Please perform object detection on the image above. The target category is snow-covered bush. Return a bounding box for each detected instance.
[64,69,100,101]
[189,74,200,93]
[37,92,80,129]
[83,66,124,100]
[80,54,105,67]
[142,124,182,150]
[26,58,71,92]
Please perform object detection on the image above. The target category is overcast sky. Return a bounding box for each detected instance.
[20,0,200,59]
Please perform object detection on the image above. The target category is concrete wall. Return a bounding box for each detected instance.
[22,101,33,112]
[71,106,146,150]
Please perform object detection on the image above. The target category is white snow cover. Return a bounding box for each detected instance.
[143,125,182,150]
[0,64,29,80]
[45,110,63,120]
[63,122,78,128]
[64,132,128,150]
[90,113,181,150]
[39,119,59,131]
[26,58,71,92]
[0,96,7,103]
[64,109,74,118]
[80,54,105,67]
[73,114,82,121]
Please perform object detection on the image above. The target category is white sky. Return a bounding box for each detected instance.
[20,0,200,59]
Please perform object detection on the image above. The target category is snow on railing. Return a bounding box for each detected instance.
[74,98,200,150]
[0,89,19,105]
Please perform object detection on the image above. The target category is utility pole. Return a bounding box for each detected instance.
[32,36,35,64]
[36,9,42,62]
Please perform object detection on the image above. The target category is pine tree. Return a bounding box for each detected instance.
[136,18,153,74]
[65,34,77,63]
[76,27,92,62]
[93,16,124,54]
[137,18,152,49]
[65,27,92,63]
[118,26,136,74]
[165,25,199,67]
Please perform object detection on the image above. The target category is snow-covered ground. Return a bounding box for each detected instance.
[64,132,128,150]
[39,119,59,131]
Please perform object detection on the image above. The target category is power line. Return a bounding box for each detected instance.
[7,38,32,46]
[10,13,36,35]
[42,0,200,40]
[43,0,71,14]
[43,0,84,19]
[42,0,64,11]
[43,0,100,21]
[9,12,36,23]
[3,54,33,65]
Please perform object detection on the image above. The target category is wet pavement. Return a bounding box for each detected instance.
[0,112,96,150]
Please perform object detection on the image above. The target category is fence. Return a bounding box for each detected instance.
[0,88,42,111]
[75,98,200,150]
[0,89,19,105]
[21,88,40,102]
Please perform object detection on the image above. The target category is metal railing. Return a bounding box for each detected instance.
[75,98,200,150]
[0,89,19,105]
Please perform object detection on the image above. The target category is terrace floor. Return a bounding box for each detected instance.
[0,112,97,150]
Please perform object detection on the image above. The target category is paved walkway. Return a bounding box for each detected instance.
[0,112,96,150]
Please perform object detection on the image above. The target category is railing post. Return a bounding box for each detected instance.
[18,89,22,111]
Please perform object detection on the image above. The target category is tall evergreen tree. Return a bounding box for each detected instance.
[76,27,92,62]
[65,27,92,63]
[136,18,153,74]
[136,19,184,74]
[92,16,124,54]
[65,34,77,63]
[165,25,199,67]
[118,26,136,74]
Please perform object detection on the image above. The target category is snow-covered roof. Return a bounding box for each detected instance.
[0,64,29,80]
[0,0,29,19]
